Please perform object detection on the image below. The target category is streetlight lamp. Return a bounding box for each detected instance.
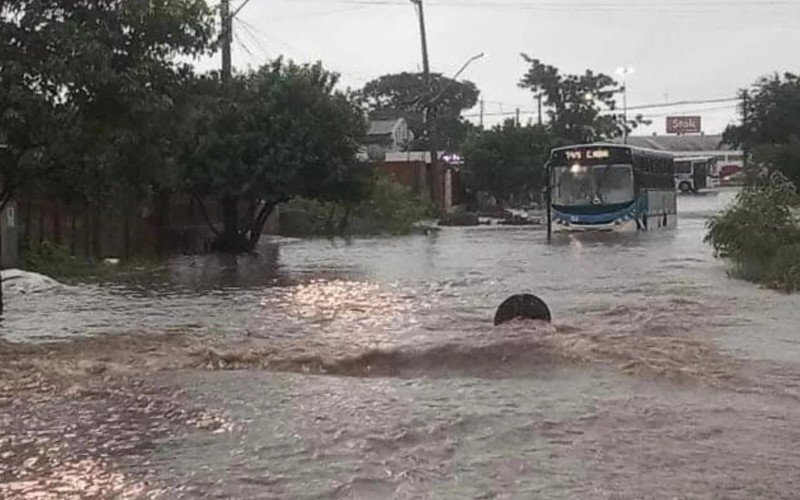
[615,66,635,143]
[425,52,485,210]
[429,52,486,106]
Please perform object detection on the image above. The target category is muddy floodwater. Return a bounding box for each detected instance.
[4,188,800,499]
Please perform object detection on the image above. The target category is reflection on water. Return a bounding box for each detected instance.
[9,188,800,498]
[0,188,759,352]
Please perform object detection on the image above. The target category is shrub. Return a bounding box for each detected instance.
[706,171,800,291]
[279,175,431,237]
[22,241,75,275]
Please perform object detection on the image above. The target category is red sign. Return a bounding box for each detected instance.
[667,116,702,135]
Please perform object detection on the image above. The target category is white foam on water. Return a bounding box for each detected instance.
[1,269,62,294]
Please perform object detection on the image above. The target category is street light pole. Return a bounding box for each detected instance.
[615,66,635,144]
[428,53,485,105]
[622,84,628,143]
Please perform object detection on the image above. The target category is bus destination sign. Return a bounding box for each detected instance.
[552,146,630,166]
[564,149,611,161]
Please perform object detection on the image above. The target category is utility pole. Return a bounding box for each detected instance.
[615,67,634,144]
[479,99,484,128]
[410,0,437,205]
[515,108,520,127]
[221,0,233,89]
[742,90,750,172]
[411,0,430,78]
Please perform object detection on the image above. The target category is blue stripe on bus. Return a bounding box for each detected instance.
[554,199,645,225]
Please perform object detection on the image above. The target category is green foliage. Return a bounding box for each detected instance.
[22,241,75,275]
[1,0,216,209]
[351,175,431,235]
[518,56,646,144]
[724,73,800,188]
[706,172,800,292]
[461,120,553,206]
[713,72,800,291]
[21,240,166,283]
[358,72,480,151]
[280,175,430,237]
[181,59,368,251]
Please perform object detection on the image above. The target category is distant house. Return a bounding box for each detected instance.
[359,117,413,160]
[622,135,745,169]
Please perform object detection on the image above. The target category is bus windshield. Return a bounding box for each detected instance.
[553,164,634,206]
[675,161,693,174]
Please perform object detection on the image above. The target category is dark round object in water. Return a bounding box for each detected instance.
[494,294,552,325]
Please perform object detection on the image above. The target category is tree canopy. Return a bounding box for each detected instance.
[518,55,644,144]
[181,60,369,252]
[724,73,800,188]
[0,0,216,207]
[2,2,371,255]
[359,72,480,151]
[461,121,553,206]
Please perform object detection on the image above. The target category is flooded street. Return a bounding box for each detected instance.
[5,187,800,498]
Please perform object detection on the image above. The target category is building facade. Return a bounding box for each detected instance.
[624,135,744,173]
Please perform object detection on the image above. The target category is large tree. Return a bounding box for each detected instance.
[181,60,368,253]
[518,55,644,144]
[0,0,215,312]
[724,73,800,188]
[461,121,553,207]
[0,0,215,182]
[2,0,215,238]
[359,72,480,151]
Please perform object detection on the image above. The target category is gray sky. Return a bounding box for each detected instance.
[196,0,800,136]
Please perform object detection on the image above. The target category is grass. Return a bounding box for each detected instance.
[21,241,168,285]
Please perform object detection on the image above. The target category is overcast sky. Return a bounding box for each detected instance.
[195,0,800,136]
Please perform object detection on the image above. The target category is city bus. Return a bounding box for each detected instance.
[674,156,716,193]
[546,144,676,233]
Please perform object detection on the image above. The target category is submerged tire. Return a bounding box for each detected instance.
[494,294,552,325]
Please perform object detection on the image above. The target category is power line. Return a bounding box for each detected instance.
[233,32,255,59]
[267,5,371,23]
[290,0,800,10]
[232,0,256,19]
[234,18,273,59]
[462,96,740,118]
[235,17,376,81]
[638,104,739,118]
[467,106,739,119]
[626,97,739,111]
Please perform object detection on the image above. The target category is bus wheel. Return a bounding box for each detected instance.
[494,294,552,325]
[679,181,693,194]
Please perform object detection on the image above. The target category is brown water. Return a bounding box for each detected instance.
[5,188,800,498]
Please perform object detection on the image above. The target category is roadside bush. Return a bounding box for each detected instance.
[350,175,431,235]
[279,175,431,237]
[22,240,165,283]
[22,241,75,275]
[706,171,800,291]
